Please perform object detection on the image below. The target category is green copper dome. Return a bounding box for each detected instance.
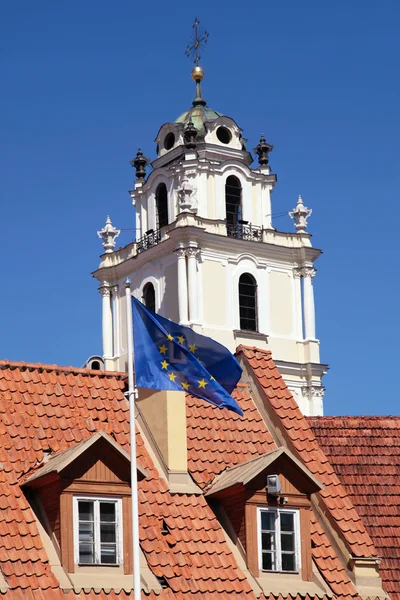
[175,104,222,131]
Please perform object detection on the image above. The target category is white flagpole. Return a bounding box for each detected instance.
[124,279,141,600]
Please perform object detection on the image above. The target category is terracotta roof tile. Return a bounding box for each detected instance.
[309,415,400,600]
[237,346,377,561]
[186,383,276,488]
[0,358,377,599]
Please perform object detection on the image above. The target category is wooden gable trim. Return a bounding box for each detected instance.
[60,492,74,574]
[63,480,132,496]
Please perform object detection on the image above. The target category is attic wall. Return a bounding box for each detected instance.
[38,480,61,545]
[219,488,246,550]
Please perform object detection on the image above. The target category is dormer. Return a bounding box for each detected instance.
[206,448,327,595]
[204,115,245,151]
[155,122,184,159]
[22,432,160,594]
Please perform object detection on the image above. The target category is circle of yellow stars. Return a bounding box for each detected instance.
[158,334,214,392]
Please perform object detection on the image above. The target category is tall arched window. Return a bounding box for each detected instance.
[156,183,169,229]
[225,176,242,227]
[142,283,156,313]
[239,273,257,331]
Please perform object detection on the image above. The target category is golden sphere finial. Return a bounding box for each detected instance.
[191,65,204,82]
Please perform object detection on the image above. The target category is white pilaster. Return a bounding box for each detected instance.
[293,268,303,340]
[99,283,113,361]
[112,285,121,358]
[176,246,189,324]
[187,245,199,323]
[302,267,316,340]
[302,385,324,416]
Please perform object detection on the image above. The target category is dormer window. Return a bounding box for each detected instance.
[216,126,232,144]
[258,507,300,573]
[156,183,169,229]
[205,448,323,585]
[22,431,149,582]
[164,132,175,150]
[74,496,123,566]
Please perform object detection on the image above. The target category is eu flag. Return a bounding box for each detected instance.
[132,298,243,416]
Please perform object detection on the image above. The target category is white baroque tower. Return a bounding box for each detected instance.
[93,64,327,416]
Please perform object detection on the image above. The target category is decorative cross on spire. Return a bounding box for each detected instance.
[185,18,209,65]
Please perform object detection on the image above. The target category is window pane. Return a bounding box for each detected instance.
[262,552,275,571]
[280,513,294,532]
[261,511,275,531]
[101,545,117,564]
[261,531,275,552]
[79,543,94,564]
[239,274,257,331]
[79,522,94,543]
[78,501,94,521]
[282,553,296,572]
[281,532,295,552]
[100,502,116,522]
[101,522,116,543]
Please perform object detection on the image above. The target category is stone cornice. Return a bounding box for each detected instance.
[92,222,322,284]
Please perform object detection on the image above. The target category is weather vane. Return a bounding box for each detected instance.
[185,18,209,65]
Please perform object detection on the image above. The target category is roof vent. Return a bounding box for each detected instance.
[82,355,105,371]
[161,520,170,536]
[156,576,169,589]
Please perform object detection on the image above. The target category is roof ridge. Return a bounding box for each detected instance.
[0,359,126,379]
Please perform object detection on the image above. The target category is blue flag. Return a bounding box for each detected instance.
[132,298,243,416]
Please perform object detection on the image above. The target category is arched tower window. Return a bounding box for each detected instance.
[142,283,156,313]
[156,183,169,229]
[225,176,242,227]
[239,273,257,331]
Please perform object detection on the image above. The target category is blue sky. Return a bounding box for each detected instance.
[1,1,399,415]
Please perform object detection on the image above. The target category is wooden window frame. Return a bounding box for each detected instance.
[257,507,301,574]
[73,496,123,567]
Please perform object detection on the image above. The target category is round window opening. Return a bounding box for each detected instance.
[164,132,175,150]
[216,126,232,144]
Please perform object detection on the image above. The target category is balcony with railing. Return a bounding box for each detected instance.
[136,229,161,254]
[226,221,262,242]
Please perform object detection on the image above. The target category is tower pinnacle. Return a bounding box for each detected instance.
[185,18,208,107]
[289,195,312,233]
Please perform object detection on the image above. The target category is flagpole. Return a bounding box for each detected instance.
[124,279,141,600]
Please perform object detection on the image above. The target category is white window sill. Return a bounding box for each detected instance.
[233,329,268,342]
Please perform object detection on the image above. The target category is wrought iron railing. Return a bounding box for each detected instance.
[136,229,161,254]
[226,222,262,242]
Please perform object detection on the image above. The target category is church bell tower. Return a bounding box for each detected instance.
[93,26,327,416]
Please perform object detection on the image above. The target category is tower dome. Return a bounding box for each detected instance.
[175,104,223,133]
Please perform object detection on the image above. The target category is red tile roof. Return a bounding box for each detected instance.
[186,393,362,598]
[237,347,377,561]
[186,383,276,487]
[309,415,400,600]
[0,358,383,599]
